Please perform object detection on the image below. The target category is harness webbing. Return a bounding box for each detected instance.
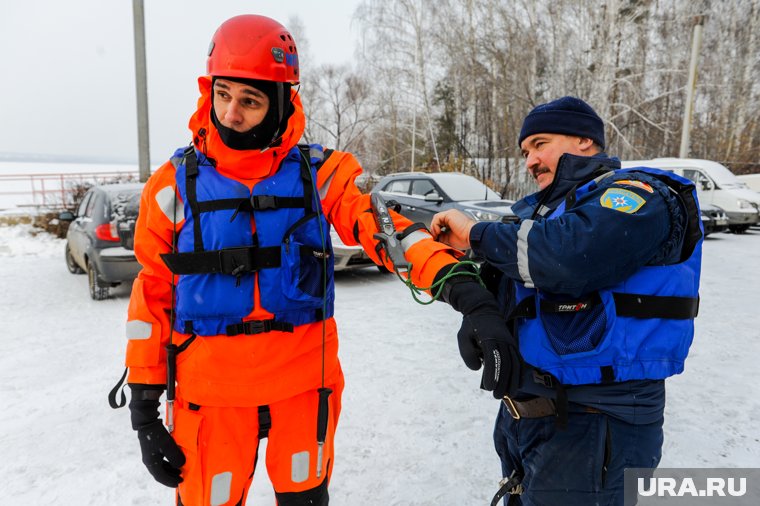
[160,245,281,275]
[508,292,698,321]
[183,146,204,252]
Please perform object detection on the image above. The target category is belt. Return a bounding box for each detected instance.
[502,396,556,419]
[502,396,602,419]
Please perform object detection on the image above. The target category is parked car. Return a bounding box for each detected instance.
[700,203,729,237]
[621,158,760,233]
[60,183,144,300]
[331,228,380,272]
[370,172,517,229]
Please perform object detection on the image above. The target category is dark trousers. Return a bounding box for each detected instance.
[493,402,663,506]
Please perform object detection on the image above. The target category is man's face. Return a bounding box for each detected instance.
[520,133,595,190]
[213,79,270,132]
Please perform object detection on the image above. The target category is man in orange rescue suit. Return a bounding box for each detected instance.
[121,14,521,506]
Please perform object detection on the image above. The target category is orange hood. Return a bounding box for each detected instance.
[188,76,306,181]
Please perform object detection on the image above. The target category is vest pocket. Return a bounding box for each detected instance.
[537,294,608,356]
[280,240,333,305]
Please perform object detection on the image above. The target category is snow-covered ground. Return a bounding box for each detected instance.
[0,224,758,505]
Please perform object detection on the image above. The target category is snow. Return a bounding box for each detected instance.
[0,223,758,505]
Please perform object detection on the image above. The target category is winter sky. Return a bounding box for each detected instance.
[0,0,362,164]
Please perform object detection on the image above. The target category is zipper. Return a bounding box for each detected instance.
[282,212,318,253]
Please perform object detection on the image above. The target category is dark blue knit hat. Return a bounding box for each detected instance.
[518,96,605,149]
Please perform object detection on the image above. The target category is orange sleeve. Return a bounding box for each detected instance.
[317,150,463,290]
[125,162,189,385]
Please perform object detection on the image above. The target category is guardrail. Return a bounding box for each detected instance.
[0,171,140,211]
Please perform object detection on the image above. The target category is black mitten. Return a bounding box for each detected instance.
[128,384,185,488]
[437,265,522,398]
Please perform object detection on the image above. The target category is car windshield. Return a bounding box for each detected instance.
[434,175,500,201]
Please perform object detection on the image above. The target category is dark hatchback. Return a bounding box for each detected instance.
[370,172,518,228]
[60,183,144,300]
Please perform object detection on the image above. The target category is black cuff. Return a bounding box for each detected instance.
[129,383,165,401]
[433,262,481,308]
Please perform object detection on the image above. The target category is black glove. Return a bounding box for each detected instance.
[437,265,522,398]
[128,384,185,488]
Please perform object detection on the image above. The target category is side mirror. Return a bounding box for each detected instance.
[700,180,714,191]
[59,211,75,221]
[424,192,443,203]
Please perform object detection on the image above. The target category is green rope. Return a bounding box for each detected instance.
[394,260,484,305]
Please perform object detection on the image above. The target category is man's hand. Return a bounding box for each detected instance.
[454,295,522,398]
[436,265,522,398]
[430,209,476,250]
[129,384,185,488]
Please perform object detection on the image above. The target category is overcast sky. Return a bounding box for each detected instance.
[0,0,362,164]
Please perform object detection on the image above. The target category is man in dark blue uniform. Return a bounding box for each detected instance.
[431,97,703,505]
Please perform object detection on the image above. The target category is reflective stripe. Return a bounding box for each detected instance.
[400,230,430,252]
[517,220,534,288]
[155,185,184,224]
[291,451,310,483]
[318,170,336,199]
[310,147,325,162]
[126,320,152,340]
[210,471,233,506]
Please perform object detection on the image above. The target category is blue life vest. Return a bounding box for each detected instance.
[513,168,702,385]
[161,145,334,336]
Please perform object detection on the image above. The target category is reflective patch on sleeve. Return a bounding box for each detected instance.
[155,186,184,224]
[400,230,430,252]
[613,179,654,193]
[210,471,233,506]
[517,220,535,288]
[318,170,335,199]
[126,320,153,340]
[600,188,646,214]
[291,451,310,483]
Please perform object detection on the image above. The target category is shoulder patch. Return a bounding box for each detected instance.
[600,188,646,214]
[613,179,654,193]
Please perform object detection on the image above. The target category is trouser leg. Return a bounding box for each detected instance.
[267,377,344,505]
[493,402,524,506]
[171,399,261,506]
[493,410,664,506]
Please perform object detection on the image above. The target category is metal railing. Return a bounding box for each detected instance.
[0,171,139,211]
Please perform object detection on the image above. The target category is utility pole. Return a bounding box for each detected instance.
[133,0,151,182]
[679,15,705,159]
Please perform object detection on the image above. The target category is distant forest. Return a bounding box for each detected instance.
[295,0,759,199]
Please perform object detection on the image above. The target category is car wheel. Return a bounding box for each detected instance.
[88,260,109,300]
[729,224,749,234]
[65,244,84,274]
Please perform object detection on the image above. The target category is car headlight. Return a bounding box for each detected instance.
[738,199,753,209]
[464,209,501,221]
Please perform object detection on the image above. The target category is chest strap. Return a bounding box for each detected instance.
[226,318,294,336]
[508,292,698,321]
[160,245,280,275]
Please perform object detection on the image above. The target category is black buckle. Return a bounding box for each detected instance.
[218,247,253,274]
[532,371,554,388]
[243,320,268,334]
[251,195,277,210]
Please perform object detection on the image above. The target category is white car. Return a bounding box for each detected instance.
[330,228,380,272]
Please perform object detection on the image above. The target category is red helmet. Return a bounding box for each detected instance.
[206,15,299,84]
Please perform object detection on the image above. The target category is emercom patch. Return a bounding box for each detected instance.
[600,188,646,213]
